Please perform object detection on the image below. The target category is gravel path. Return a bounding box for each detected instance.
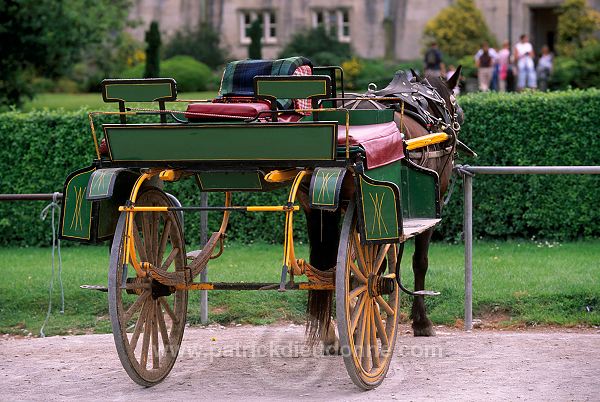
[1,324,598,401]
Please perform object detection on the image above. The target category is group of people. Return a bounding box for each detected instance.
[422,35,554,93]
[474,34,554,92]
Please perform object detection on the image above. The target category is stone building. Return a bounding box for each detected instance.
[128,0,600,61]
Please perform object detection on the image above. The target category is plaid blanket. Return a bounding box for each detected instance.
[219,56,313,109]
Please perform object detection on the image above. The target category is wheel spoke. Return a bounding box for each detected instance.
[376,295,394,316]
[373,244,390,274]
[142,213,153,264]
[349,285,366,300]
[140,301,153,368]
[350,293,367,334]
[161,247,179,270]
[349,261,367,284]
[132,219,147,263]
[352,231,368,274]
[160,297,179,325]
[361,301,372,370]
[129,296,150,352]
[156,302,171,351]
[156,218,172,268]
[373,302,389,348]
[151,212,160,265]
[355,301,368,361]
[152,301,160,369]
[370,308,381,369]
[124,291,149,323]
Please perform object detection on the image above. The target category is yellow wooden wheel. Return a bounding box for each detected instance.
[108,188,188,386]
[336,200,400,390]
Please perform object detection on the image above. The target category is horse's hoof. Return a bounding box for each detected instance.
[412,322,436,337]
[323,338,341,355]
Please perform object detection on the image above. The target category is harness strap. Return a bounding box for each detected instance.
[408,146,453,160]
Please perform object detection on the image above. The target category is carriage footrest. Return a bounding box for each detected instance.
[186,250,202,260]
[412,290,440,296]
[80,285,109,292]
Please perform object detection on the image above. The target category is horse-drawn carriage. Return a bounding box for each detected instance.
[59,56,462,390]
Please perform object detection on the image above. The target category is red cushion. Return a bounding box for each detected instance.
[185,102,271,121]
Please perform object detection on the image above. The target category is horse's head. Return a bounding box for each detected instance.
[416,66,464,130]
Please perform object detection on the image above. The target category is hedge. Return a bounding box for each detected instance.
[441,89,600,241]
[0,89,599,246]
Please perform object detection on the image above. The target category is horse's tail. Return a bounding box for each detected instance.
[306,289,333,345]
[304,208,341,345]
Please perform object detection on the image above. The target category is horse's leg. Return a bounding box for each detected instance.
[304,208,341,355]
[411,228,436,336]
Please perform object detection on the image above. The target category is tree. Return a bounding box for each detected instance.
[556,0,600,57]
[423,0,496,60]
[248,19,263,59]
[0,0,131,108]
[279,26,352,66]
[144,21,162,78]
[164,23,227,69]
[551,0,600,89]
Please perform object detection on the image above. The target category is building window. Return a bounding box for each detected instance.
[311,8,351,42]
[239,10,277,45]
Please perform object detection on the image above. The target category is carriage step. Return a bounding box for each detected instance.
[186,250,202,260]
[80,285,108,292]
[412,290,440,296]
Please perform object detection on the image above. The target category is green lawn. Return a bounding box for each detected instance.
[22,91,218,111]
[1,241,598,337]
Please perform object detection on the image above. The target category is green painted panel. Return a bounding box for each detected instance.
[198,172,262,190]
[87,169,116,199]
[255,79,328,99]
[316,109,394,125]
[365,161,402,185]
[62,168,94,240]
[311,167,344,207]
[104,123,336,162]
[359,176,399,241]
[400,165,437,218]
[104,82,175,102]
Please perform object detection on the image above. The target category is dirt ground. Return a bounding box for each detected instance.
[1,324,598,401]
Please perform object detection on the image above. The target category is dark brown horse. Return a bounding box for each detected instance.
[301,67,463,352]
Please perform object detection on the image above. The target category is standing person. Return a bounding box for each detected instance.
[514,34,537,90]
[537,45,554,91]
[474,42,497,91]
[424,42,445,78]
[497,40,511,92]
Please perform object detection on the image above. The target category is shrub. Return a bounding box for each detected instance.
[556,0,600,57]
[341,58,422,91]
[551,41,600,90]
[0,90,599,246]
[122,56,212,92]
[164,23,227,69]
[144,21,162,78]
[423,0,497,60]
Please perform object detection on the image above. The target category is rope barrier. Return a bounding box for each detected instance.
[39,192,64,337]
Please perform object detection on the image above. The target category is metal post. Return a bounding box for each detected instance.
[463,173,473,331]
[199,192,209,324]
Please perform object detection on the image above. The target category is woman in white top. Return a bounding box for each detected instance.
[514,34,537,90]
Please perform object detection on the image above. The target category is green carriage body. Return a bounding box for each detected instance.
[59,75,440,243]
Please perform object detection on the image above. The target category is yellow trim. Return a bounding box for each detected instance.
[405,132,450,150]
[264,169,298,183]
[282,170,308,269]
[118,205,298,212]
